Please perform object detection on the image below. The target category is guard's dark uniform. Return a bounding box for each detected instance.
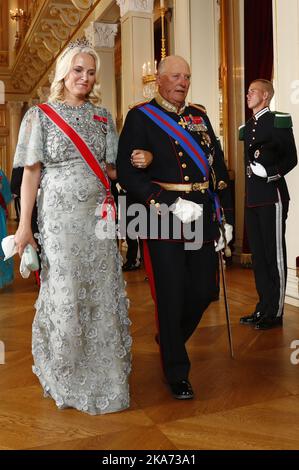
[239,106,297,321]
[117,95,232,384]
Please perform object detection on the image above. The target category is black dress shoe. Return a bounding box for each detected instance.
[169,380,194,400]
[254,316,283,330]
[211,292,220,302]
[240,311,263,325]
[122,261,140,272]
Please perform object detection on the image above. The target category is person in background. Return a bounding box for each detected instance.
[239,79,297,329]
[0,168,14,289]
[10,167,23,222]
[10,166,41,284]
[121,190,141,272]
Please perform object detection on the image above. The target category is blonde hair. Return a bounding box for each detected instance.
[48,46,101,105]
[251,79,274,101]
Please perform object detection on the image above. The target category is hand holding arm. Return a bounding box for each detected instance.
[131,149,153,169]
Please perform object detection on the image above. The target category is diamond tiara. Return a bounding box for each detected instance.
[60,37,92,60]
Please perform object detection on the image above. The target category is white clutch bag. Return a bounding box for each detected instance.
[23,244,39,271]
[1,236,39,278]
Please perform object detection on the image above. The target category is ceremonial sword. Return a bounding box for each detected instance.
[219,225,234,359]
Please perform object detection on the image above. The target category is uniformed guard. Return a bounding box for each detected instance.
[117,55,233,399]
[239,78,297,329]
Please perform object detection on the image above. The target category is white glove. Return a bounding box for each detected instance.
[171,197,203,224]
[250,162,267,178]
[215,223,233,252]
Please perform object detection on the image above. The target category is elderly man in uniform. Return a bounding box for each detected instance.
[239,79,297,330]
[117,55,233,399]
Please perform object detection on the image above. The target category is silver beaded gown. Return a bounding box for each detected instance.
[13,101,131,415]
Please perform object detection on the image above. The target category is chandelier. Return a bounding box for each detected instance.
[9,8,26,21]
[9,8,30,49]
[142,0,167,100]
[142,60,157,100]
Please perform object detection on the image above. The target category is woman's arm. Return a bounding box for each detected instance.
[14,163,41,256]
[106,163,117,180]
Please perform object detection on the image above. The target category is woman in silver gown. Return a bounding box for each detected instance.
[13,40,131,415]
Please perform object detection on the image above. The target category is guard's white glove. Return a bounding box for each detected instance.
[171,197,203,224]
[250,162,267,178]
[215,223,233,252]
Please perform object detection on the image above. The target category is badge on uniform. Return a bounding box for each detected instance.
[254,149,260,159]
[188,115,208,133]
[178,117,189,129]
[201,132,212,147]
[178,115,208,133]
[246,165,253,178]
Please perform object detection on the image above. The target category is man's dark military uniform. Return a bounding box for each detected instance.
[239,106,297,325]
[117,94,232,384]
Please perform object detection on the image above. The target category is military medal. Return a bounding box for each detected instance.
[254,149,260,159]
[178,117,189,129]
[187,115,208,132]
[201,132,211,146]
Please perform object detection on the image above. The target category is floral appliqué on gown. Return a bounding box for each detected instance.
[14,102,131,414]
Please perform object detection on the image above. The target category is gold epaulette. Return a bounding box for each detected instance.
[129,99,150,110]
[188,102,207,113]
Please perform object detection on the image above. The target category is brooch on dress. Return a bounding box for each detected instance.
[94,115,108,134]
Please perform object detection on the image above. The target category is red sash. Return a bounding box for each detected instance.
[38,103,116,220]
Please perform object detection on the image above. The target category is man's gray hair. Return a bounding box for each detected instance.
[157,55,190,75]
[157,58,167,75]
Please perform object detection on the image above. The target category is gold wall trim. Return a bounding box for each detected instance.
[0,108,7,127]
[8,0,102,95]
[0,51,9,67]
[219,0,229,167]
